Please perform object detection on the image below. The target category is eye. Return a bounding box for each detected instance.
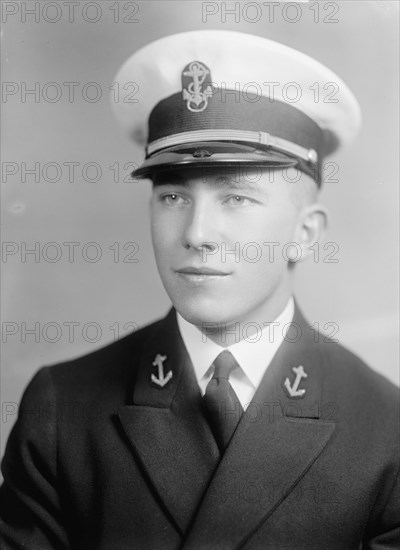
[224,195,253,206]
[159,193,187,206]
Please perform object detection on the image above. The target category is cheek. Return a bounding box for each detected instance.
[150,217,162,249]
[150,208,168,264]
[150,204,170,246]
[232,213,297,277]
[236,212,296,247]
[150,211,182,265]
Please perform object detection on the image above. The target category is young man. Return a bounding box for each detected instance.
[1,31,399,549]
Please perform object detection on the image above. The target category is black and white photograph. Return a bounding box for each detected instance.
[1,1,399,548]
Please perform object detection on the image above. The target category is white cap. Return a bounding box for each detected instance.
[111,30,362,184]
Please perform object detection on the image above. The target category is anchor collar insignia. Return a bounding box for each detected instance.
[284,365,308,398]
[151,353,173,388]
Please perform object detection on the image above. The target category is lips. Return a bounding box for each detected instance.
[175,266,230,276]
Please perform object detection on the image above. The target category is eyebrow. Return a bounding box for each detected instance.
[152,172,264,193]
[212,175,263,193]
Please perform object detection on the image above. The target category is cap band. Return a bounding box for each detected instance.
[147,129,318,165]
[148,90,323,154]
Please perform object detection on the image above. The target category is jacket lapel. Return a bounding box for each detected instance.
[183,304,336,549]
[117,308,220,535]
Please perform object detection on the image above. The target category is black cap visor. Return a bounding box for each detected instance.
[131,141,300,180]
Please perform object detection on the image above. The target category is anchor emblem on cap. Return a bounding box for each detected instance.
[284,365,308,397]
[151,354,173,388]
[182,61,213,113]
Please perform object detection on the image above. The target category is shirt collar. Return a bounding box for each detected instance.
[176,297,295,389]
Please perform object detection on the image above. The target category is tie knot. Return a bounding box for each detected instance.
[212,350,239,380]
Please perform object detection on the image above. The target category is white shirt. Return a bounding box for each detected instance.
[177,298,295,411]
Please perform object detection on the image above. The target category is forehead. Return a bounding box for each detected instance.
[151,167,280,191]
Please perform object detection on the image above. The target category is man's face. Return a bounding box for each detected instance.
[150,167,306,326]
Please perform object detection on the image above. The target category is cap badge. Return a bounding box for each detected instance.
[192,149,212,158]
[284,365,308,397]
[151,353,172,388]
[182,61,213,113]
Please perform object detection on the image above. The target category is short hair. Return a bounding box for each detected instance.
[284,170,318,209]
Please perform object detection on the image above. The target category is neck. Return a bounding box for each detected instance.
[196,289,293,348]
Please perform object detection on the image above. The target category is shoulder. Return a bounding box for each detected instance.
[296,304,398,410]
[316,335,399,430]
[21,314,165,405]
[295,300,399,432]
[320,336,398,398]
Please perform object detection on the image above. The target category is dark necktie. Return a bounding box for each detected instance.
[203,350,244,452]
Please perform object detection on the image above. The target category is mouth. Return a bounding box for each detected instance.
[174,266,231,283]
[176,266,230,275]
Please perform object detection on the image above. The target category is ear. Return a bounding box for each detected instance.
[287,203,328,263]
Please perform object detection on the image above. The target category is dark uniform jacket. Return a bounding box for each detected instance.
[1,305,399,549]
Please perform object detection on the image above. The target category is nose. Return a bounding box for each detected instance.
[182,199,218,252]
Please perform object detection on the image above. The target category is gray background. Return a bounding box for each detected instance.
[1,0,399,457]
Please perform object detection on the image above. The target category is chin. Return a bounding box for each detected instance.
[171,295,236,327]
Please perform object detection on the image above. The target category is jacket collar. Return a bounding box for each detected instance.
[117,308,220,535]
